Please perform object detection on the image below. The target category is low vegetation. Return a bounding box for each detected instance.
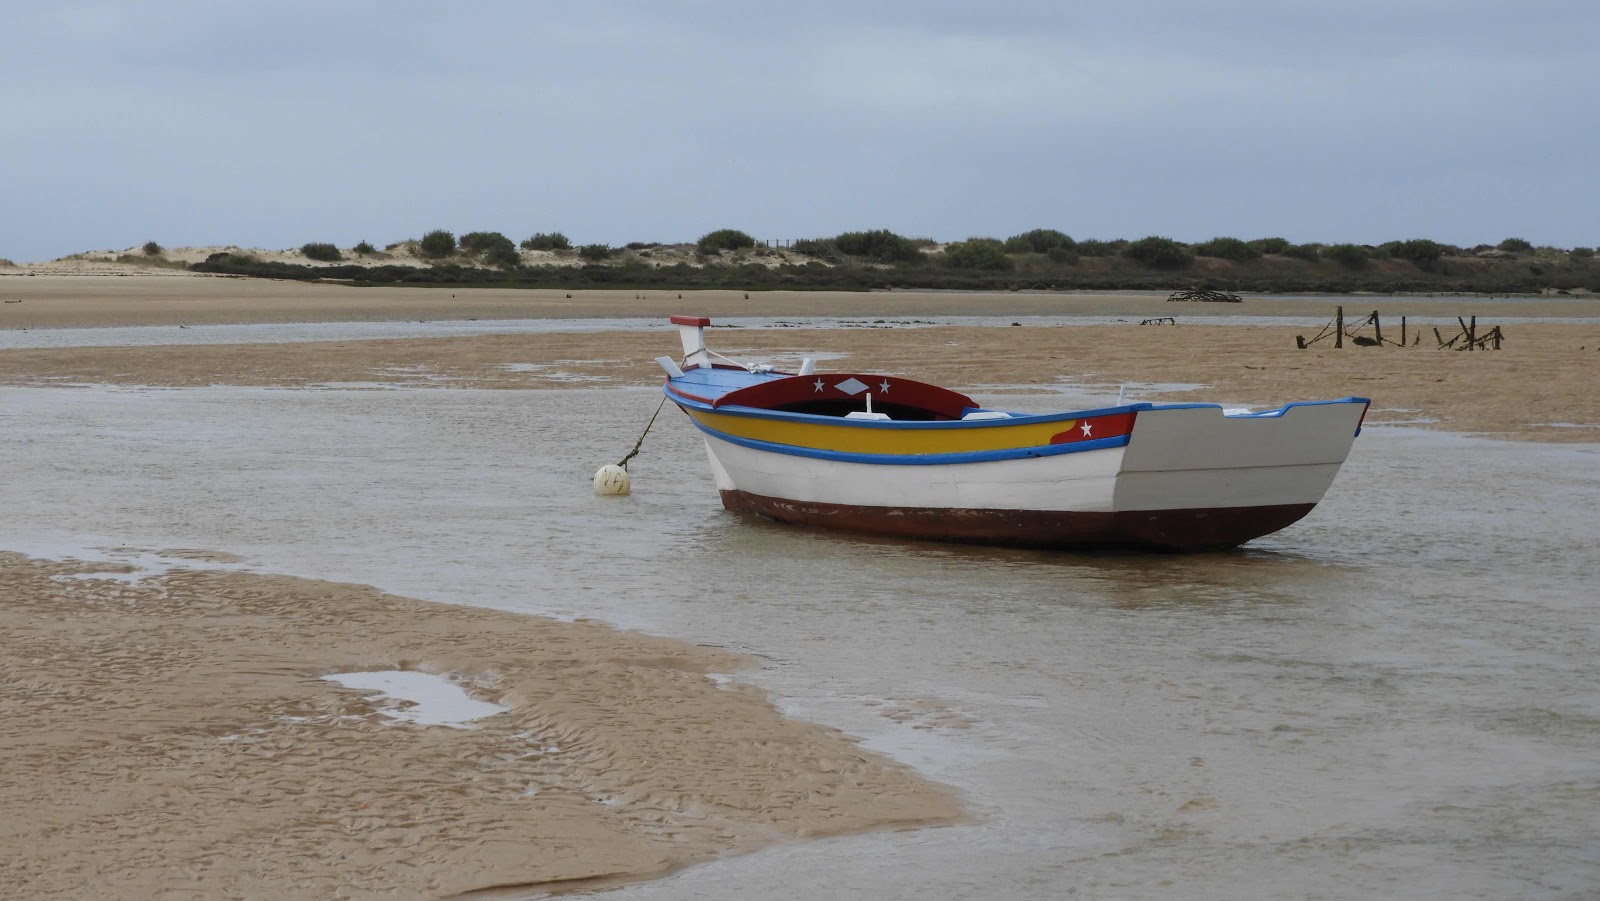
[300,242,342,262]
[521,232,571,251]
[1122,236,1193,271]
[942,239,1013,271]
[458,232,520,268]
[1004,229,1075,255]
[832,229,924,264]
[696,229,756,254]
[1193,237,1260,262]
[174,228,1598,296]
[1324,244,1371,269]
[418,229,457,259]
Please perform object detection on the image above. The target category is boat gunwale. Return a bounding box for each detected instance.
[665,380,1370,432]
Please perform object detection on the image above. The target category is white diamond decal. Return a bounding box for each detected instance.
[833,377,869,395]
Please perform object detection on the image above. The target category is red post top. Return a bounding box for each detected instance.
[670,315,712,327]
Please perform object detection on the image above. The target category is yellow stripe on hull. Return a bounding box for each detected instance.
[685,408,1072,455]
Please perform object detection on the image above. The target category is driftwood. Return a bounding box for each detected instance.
[1139,317,1176,325]
[1167,288,1242,303]
[1436,316,1503,350]
[1297,307,1403,349]
[1296,308,1436,350]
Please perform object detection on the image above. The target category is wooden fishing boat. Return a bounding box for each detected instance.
[658,316,1369,552]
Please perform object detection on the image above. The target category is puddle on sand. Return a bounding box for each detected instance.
[322,671,507,728]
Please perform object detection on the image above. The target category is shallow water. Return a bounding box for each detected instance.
[2,384,1597,899]
[5,311,1597,350]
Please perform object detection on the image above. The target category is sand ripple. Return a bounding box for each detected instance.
[0,552,960,899]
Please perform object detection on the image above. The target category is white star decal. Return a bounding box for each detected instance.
[1080,421,1093,437]
[879,380,891,394]
[813,378,825,392]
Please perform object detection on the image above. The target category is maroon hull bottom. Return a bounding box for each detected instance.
[720,491,1318,552]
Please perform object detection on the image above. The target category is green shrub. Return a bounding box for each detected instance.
[697,229,757,253]
[301,242,342,262]
[1325,243,1370,268]
[832,229,924,263]
[522,232,571,251]
[1193,237,1261,261]
[942,239,1014,271]
[1003,229,1075,255]
[792,237,838,254]
[142,241,163,256]
[625,241,660,250]
[484,244,522,269]
[1283,243,1322,261]
[460,231,516,258]
[1497,237,1533,253]
[1047,246,1080,264]
[1075,239,1120,256]
[1121,236,1193,270]
[1385,238,1445,266]
[419,229,457,258]
[578,243,614,261]
[1570,246,1595,259]
[1247,237,1292,255]
[353,241,376,256]
[460,232,519,269]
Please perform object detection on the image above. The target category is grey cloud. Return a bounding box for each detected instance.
[2,0,1595,261]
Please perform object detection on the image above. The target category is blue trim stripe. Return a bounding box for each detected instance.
[689,419,1130,465]
[672,391,1154,429]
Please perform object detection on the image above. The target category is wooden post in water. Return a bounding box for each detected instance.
[1468,315,1477,352]
[1372,311,1383,346]
[1335,306,1344,349]
[1400,316,1407,347]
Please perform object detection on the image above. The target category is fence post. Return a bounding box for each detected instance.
[1335,306,1344,349]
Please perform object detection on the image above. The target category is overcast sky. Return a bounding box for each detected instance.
[3,0,1595,261]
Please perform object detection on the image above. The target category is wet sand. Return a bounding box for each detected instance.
[2,276,1596,898]
[0,551,960,899]
[3,322,1597,442]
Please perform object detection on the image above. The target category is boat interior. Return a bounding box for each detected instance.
[712,372,981,422]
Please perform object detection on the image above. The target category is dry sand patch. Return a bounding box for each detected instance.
[2,274,1596,328]
[3,323,1596,441]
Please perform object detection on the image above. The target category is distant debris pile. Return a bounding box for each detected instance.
[1167,288,1242,303]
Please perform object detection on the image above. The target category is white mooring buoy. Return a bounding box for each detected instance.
[593,464,631,496]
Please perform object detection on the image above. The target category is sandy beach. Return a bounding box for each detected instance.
[2,275,1596,441]
[1,551,960,899]
[3,275,1597,898]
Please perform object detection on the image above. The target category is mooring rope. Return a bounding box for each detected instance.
[617,394,669,469]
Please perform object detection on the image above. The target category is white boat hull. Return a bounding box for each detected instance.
[699,401,1365,551]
